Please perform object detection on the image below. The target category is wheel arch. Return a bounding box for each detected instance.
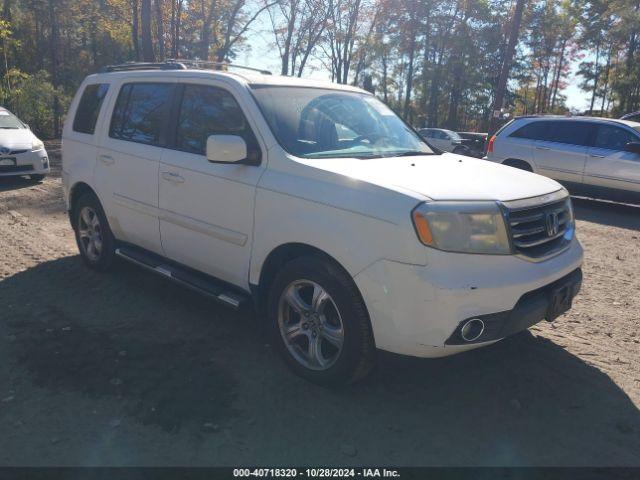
[502,158,534,172]
[68,182,99,227]
[253,242,365,315]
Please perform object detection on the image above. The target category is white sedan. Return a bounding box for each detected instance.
[0,108,49,181]
[417,128,472,156]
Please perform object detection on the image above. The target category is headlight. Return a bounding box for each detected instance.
[31,138,44,151]
[412,201,511,254]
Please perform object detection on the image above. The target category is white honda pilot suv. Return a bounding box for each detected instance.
[62,62,583,385]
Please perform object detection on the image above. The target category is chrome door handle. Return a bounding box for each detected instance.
[98,154,115,165]
[161,172,185,183]
[535,146,550,151]
[589,154,605,158]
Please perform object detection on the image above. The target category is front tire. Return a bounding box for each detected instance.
[267,256,376,385]
[72,192,116,271]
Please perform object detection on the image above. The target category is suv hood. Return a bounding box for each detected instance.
[305,152,562,202]
[0,128,34,150]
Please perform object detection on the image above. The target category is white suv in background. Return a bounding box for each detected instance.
[62,62,583,385]
[485,115,640,203]
[0,107,49,181]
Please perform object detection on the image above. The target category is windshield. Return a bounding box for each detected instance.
[0,110,26,129]
[250,86,433,159]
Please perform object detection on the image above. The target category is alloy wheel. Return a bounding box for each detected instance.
[277,280,345,371]
[77,206,103,262]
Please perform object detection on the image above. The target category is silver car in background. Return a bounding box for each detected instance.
[417,128,472,156]
[485,115,640,204]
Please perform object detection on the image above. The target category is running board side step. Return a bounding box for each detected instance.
[115,247,248,310]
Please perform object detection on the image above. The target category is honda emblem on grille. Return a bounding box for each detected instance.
[545,212,560,237]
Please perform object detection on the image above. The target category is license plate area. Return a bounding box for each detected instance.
[546,280,578,321]
[0,157,16,166]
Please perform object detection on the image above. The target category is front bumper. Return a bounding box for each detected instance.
[444,268,582,345]
[353,238,584,358]
[0,149,50,177]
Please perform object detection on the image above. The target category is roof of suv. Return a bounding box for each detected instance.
[514,115,640,129]
[88,67,369,94]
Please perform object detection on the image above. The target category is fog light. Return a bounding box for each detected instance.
[41,157,48,167]
[460,318,485,342]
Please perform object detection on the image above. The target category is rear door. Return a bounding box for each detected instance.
[584,123,640,196]
[531,120,591,184]
[94,79,176,254]
[158,81,265,288]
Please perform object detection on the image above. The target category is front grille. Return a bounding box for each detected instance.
[506,198,573,259]
[0,164,33,173]
[10,149,28,154]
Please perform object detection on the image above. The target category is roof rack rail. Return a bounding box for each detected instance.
[166,59,272,75]
[99,60,272,75]
[99,61,187,73]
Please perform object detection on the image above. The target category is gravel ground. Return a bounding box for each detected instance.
[0,141,638,466]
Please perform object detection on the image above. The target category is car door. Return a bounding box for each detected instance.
[95,80,176,254]
[584,123,640,196]
[158,81,265,288]
[531,120,591,184]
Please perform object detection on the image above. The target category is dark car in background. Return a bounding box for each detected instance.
[457,131,488,158]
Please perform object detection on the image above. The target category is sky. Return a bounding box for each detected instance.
[240,19,591,115]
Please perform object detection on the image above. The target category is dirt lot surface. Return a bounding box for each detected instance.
[0,141,639,466]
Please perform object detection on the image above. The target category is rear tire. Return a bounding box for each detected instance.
[267,256,376,386]
[72,192,116,271]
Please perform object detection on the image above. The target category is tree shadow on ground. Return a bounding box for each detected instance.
[1,255,638,466]
[572,196,640,231]
[0,176,43,193]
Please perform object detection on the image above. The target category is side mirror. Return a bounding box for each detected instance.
[624,142,640,155]
[206,135,247,163]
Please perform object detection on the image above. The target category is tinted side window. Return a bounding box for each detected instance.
[109,83,173,146]
[510,121,549,140]
[594,125,638,151]
[175,85,259,160]
[73,84,109,134]
[545,121,590,146]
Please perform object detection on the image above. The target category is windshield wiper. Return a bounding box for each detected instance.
[390,150,436,157]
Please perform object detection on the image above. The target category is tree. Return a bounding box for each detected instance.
[141,0,154,61]
[489,0,524,136]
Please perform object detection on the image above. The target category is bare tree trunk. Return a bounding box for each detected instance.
[48,0,60,137]
[403,19,417,120]
[550,38,567,110]
[174,0,182,57]
[141,0,154,61]
[132,0,140,60]
[488,0,524,136]
[589,39,601,114]
[600,45,612,114]
[381,48,388,103]
[155,0,165,60]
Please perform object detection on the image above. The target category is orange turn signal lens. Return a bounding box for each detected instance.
[412,210,434,246]
[487,135,496,153]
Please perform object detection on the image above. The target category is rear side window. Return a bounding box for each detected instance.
[73,84,109,134]
[175,84,259,160]
[510,121,549,140]
[109,83,173,146]
[544,121,591,146]
[594,125,639,151]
